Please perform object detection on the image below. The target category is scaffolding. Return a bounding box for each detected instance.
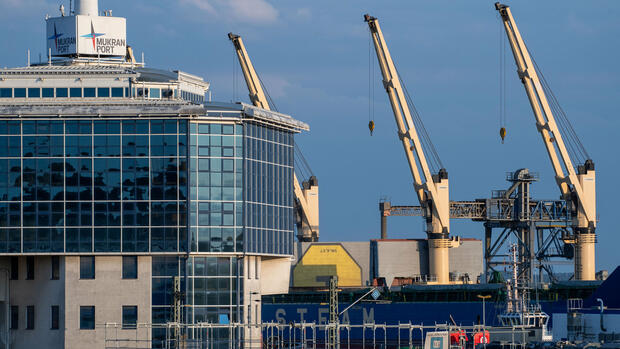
[327,276,339,349]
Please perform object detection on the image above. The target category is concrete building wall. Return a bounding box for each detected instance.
[0,256,65,349]
[260,256,291,295]
[243,255,262,348]
[64,256,151,349]
[241,255,292,347]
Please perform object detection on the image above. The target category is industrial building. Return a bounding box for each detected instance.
[0,0,308,347]
[291,239,483,289]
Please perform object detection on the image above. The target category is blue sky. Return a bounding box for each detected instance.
[1,0,618,272]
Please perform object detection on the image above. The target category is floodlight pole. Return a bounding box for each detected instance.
[477,294,491,349]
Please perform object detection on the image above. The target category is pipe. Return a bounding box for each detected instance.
[379,201,390,240]
[597,298,606,332]
[75,0,98,16]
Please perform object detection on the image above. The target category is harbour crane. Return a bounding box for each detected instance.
[364,15,459,284]
[495,3,597,280]
[228,33,319,242]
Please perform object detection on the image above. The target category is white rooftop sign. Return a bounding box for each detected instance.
[46,14,126,57]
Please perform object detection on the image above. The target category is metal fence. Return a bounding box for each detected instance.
[102,322,535,349]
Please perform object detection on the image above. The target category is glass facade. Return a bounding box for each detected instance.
[0,118,188,254]
[188,123,244,253]
[0,114,298,345]
[151,256,242,338]
[0,117,295,255]
[244,122,295,255]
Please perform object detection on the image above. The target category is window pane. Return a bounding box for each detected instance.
[80,306,95,330]
[42,88,54,98]
[10,256,18,280]
[84,88,96,98]
[122,306,137,329]
[51,256,60,280]
[14,88,26,98]
[70,88,82,98]
[150,88,161,99]
[10,306,18,329]
[28,88,40,98]
[26,256,34,280]
[111,87,123,97]
[122,256,137,279]
[51,305,59,330]
[97,87,110,98]
[79,256,95,279]
[56,88,68,98]
[0,88,12,98]
[26,306,34,330]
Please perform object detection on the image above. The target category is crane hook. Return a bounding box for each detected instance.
[500,127,506,144]
[368,120,375,136]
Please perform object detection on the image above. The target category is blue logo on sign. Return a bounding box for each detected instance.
[48,23,63,50]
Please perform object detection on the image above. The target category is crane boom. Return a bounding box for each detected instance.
[365,15,458,284]
[228,33,270,110]
[228,33,319,242]
[495,3,596,280]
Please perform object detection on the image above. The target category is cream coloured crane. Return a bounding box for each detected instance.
[495,3,596,280]
[364,15,459,284]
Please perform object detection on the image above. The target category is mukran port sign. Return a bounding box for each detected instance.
[47,15,126,57]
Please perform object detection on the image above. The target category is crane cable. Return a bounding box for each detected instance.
[498,19,589,168]
[258,74,279,113]
[232,47,238,103]
[369,25,444,175]
[530,54,590,167]
[294,143,314,180]
[368,34,375,136]
[231,38,316,180]
[499,16,507,144]
[398,69,445,174]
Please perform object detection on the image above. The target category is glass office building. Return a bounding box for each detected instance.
[0,65,308,349]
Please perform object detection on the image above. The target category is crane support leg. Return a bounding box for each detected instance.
[428,237,450,284]
[575,233,596,280]
[574,167,596,280]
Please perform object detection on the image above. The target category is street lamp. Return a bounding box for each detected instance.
[477,294,491,349]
